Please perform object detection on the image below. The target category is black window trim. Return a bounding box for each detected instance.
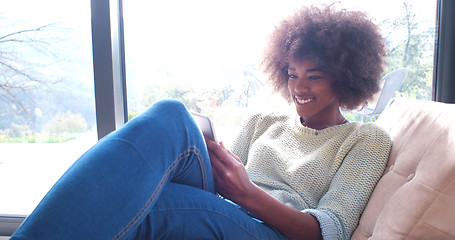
[433,0,455,103]
[91,0,128,140]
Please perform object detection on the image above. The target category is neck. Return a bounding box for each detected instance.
[300,112,347,130]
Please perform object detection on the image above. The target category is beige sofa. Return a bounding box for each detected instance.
[352,98,455,239]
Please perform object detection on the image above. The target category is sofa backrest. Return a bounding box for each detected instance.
[352,98,455,240]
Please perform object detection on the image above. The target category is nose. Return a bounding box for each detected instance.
[293,77,309,93]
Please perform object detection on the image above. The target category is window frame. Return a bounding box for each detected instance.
[91,0,128,140]
[433,0,455,103]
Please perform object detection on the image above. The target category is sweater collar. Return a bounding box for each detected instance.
[292,113,357,137]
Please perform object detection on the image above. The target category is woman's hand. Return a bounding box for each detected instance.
[205,137,322,240]
[204,137,258,204]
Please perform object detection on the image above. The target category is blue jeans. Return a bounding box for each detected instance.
[12,99,287,240]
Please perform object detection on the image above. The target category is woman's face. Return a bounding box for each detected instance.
[287,59,342,129]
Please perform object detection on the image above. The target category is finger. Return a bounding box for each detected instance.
[206,139,241,168]
[216,145,242,166]
[210,162,222,181]
[205,138,225,163]
[207,142,230,163]
[224,148,242,164]
[207,148,225,170]
[208,153,226,188]
[204,136,218,149]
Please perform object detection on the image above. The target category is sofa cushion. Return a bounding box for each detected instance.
[351,98,455,240]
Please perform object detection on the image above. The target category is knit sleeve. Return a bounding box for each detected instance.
[229,113,264,165]
[303,124,391,240]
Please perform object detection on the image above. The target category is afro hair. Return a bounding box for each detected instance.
[263,4,387,110]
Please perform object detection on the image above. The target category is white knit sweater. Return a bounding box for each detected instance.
[230,112,391,240]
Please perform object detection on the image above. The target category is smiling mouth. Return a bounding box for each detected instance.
[295,96,314,104]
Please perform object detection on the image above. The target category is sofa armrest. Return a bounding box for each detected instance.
[352,98,455,240]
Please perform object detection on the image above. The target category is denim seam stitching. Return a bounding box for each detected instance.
[112,145,208,240]
[192,145,209,190]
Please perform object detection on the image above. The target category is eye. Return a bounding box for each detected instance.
[308,75,323,81]
[288,73,298,79]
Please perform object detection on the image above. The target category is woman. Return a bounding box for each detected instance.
[12,5,391,240]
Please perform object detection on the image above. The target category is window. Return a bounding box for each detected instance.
[123,0,436,139]
[0,0,95,216]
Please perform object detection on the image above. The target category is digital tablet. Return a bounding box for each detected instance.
[191,112,217,141]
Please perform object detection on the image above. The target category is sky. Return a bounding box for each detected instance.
[121,0,436,85]
[2,0,438,90]
[3,0,437,57]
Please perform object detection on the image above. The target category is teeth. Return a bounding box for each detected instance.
[295,97,313,104]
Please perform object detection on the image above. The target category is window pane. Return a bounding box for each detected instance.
[0,0,96,215]
[123,0,436,140]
